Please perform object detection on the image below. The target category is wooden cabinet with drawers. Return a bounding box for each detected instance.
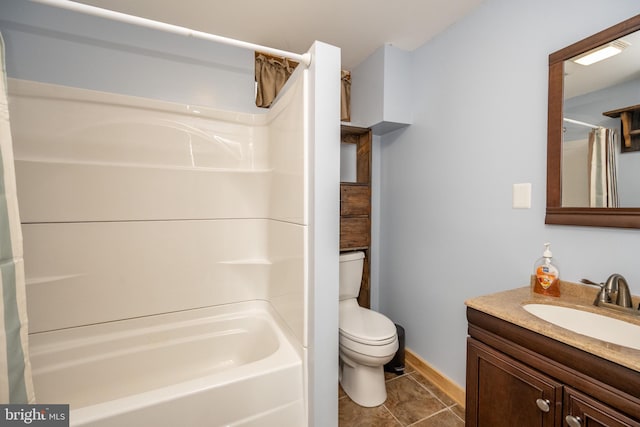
[340,185,370,249]
[340,125,371,308]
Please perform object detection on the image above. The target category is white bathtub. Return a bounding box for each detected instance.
[28,301,304,427]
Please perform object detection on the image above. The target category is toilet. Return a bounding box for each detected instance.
[339,251,398,407]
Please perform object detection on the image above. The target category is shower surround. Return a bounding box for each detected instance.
[8,71,310,425]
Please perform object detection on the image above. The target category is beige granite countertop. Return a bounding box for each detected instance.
[465,279,640,373]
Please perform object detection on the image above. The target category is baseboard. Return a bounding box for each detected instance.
[405,348,465,408]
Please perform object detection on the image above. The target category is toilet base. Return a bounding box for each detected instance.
[339,356,388,407]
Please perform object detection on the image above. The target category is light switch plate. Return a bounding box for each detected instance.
[513,183,531,209]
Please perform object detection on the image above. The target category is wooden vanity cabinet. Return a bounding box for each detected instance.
[466,307,640,427]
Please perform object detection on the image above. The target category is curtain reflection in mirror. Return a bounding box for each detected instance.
[588,128,619,207]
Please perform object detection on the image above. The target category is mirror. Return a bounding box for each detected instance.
[547,14,640,228]
[340,143,357,182]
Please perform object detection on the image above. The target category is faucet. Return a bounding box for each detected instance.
[581,274,635,313]
[604,274,633,309]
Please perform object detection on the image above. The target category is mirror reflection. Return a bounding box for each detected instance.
[340,142,357,183]
[561,30,640,208]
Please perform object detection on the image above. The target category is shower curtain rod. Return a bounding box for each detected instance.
[29,0,312,67]
[563,117,599,129]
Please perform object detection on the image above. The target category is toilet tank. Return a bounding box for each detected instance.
[339,251,365,300]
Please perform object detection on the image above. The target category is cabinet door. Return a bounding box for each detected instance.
[564,387,640,427]
[466,338,562,427]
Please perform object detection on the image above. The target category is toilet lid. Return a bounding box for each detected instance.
[339,306,397,345]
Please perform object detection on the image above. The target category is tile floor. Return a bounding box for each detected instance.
[339,363,465,427]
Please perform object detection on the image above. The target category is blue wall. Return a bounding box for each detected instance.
[376,0,640,389]
[0,0,258,113]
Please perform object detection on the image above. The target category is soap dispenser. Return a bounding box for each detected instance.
[533,243,560,297]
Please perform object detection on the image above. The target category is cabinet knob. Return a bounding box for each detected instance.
[565,415,582,427]
[535,398,550,412]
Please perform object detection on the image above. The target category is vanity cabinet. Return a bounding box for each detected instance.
[466,307,640,427]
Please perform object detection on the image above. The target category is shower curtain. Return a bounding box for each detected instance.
[0,33,34,403]
[588,127,619,208]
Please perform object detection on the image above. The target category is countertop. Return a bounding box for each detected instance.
[465,279,640,373]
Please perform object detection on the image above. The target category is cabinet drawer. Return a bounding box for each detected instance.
[340,184,370,216]
[340,217,370,249]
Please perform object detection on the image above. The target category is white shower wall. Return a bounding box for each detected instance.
[10,75,307,344]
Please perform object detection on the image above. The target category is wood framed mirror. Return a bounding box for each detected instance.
[546,14,640,228]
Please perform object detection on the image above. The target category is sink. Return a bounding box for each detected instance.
[522,304,640,351]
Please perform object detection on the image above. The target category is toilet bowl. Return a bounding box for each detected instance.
[339,251,398,407]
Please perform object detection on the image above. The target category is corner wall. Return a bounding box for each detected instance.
[305,41,341,427]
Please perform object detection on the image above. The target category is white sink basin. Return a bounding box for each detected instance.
[522,304,640,351]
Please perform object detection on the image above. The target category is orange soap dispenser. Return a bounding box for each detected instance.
[533,243,560,297]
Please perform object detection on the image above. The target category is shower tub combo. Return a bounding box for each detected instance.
[10,75,307,426]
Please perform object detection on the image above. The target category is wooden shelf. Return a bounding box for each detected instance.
[603,104,640,151]
[340,125,372,308]
[602,104,640,118]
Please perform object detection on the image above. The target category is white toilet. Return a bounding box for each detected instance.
[339,251,399,407]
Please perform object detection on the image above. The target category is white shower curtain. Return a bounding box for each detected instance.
[588,127,619,208]
[0,33,35,403]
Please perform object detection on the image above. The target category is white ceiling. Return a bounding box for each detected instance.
[75,0,485,69]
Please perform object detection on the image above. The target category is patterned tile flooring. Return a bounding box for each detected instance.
[339,363,465,427]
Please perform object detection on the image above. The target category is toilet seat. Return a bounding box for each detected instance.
[340,333,398,359]
[339,304,397,346]
[340,328,397,346]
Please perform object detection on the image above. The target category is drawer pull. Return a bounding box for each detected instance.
[535,398,550,412]
[565,415,582,427]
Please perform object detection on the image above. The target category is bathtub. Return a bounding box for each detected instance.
[28,301,304,427]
